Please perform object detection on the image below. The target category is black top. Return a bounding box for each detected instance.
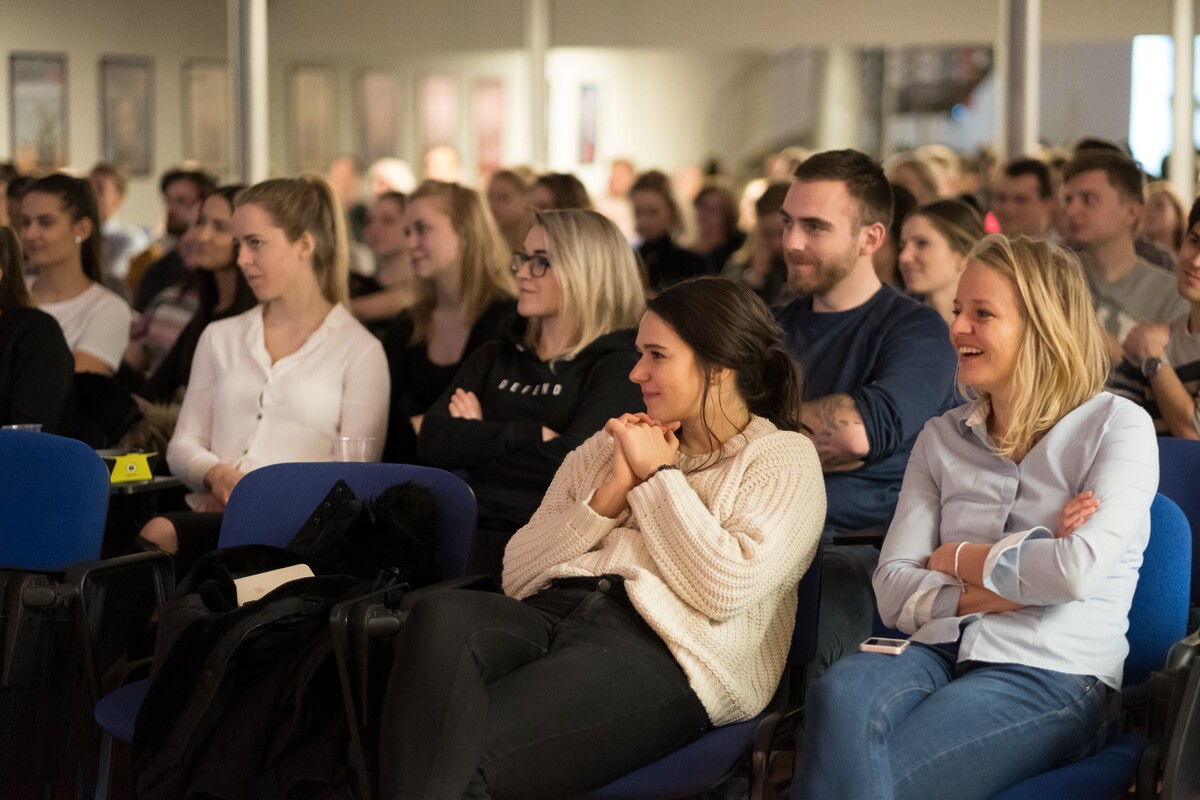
[381,299,516,463]
[0,305,74,432]
[134,249,186,313]
[694,231,747,275]
[417,316,643,537]
[638,235,707,289]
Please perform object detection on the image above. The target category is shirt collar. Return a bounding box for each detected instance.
[957,397,999,449]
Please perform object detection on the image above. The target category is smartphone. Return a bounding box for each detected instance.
[860,637,910,655]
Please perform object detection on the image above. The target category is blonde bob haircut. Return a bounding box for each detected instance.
[235,174,349,306]
[407,180,516,342]
[525,209,646,362]
[961,234,1109,461]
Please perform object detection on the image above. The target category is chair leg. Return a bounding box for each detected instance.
[94,732,113,800]
[1135,741,1160,800]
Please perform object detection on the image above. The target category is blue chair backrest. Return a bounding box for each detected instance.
[0,429,109,571]
[1157,437,1200,606]
[1124,493,1191,687]
[220,462,477,578]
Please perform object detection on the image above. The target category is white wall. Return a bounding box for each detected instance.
[550,0,1174,47]
[0,0,1183,228]
[544,48,757,192]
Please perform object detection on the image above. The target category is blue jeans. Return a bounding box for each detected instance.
[792,643,1110,800]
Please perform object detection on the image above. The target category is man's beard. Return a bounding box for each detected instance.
[785,245,857,297]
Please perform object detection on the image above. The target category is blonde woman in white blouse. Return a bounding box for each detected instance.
[377,277,825,800]
[140,176,388,565]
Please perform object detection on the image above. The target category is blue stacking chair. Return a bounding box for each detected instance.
[1157,436,1200,612]
[0,429,109,571]
[0,430,109,789]
[76,462,476,800]
[582,542,823,800]
[986,493,1192,800]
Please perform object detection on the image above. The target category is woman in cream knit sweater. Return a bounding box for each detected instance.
[379,277,826,800]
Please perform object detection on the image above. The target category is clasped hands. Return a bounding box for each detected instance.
[588,413,680,518]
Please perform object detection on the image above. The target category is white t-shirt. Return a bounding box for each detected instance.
[167,303,390,500]
[39,282,133,371]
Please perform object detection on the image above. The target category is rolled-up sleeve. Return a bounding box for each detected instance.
[874,424,956,632]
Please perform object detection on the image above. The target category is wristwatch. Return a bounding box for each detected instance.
[1141,356,1167,379]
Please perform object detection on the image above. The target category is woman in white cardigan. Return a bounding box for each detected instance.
[141,175,387,565]
[378,277,825,800]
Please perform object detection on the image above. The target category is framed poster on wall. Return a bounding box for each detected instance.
[183,60,233,179]
[290,65,337,173]
[358,71,400,163]
[473,78,504,174]
[100,56,154,175]
[418,74,458,151]
[9,53,68,174]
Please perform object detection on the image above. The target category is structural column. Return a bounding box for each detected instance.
[1171,0,1195,201]
[998,0,1040,162]
[526,0,549,170]
[229,0,269,183]
[816,44,861,151]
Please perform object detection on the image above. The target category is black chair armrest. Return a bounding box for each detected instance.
[65,550,175,704]
[1161,635,1200,799]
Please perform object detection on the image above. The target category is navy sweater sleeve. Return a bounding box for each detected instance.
[851,304,957,464]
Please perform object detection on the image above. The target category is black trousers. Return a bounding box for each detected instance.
[378,578,710,800]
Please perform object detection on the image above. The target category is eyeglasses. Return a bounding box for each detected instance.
[510,251,552,278]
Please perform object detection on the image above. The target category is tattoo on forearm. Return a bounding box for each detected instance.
[809,394,859,431]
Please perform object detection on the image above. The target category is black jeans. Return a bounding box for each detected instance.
[378,578,710,800]
[812,539,880,677]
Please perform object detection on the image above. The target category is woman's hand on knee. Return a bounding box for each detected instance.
[203,463,244,508]
[138,516,180,553]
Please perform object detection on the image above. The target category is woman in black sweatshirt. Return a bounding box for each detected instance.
[418,209,647,576]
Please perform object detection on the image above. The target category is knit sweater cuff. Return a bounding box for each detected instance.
[569,492,629,541]
[627,466,691,522]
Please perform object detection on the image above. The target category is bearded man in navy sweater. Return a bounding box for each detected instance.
[775,149,958,672]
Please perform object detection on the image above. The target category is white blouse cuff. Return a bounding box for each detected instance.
[897,573,960,634]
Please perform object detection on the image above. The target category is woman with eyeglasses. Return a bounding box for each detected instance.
[417,208,647,577]
[380,181,516,463]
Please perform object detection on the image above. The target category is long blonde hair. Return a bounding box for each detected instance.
[525,209,645,361]
[407,180,515,342]
[235,174,349,305]
[962,234,1109,461]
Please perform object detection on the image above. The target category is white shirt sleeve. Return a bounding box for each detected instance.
[71,286,133,371]
[167,324,222,491]
[336,333,390,460]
